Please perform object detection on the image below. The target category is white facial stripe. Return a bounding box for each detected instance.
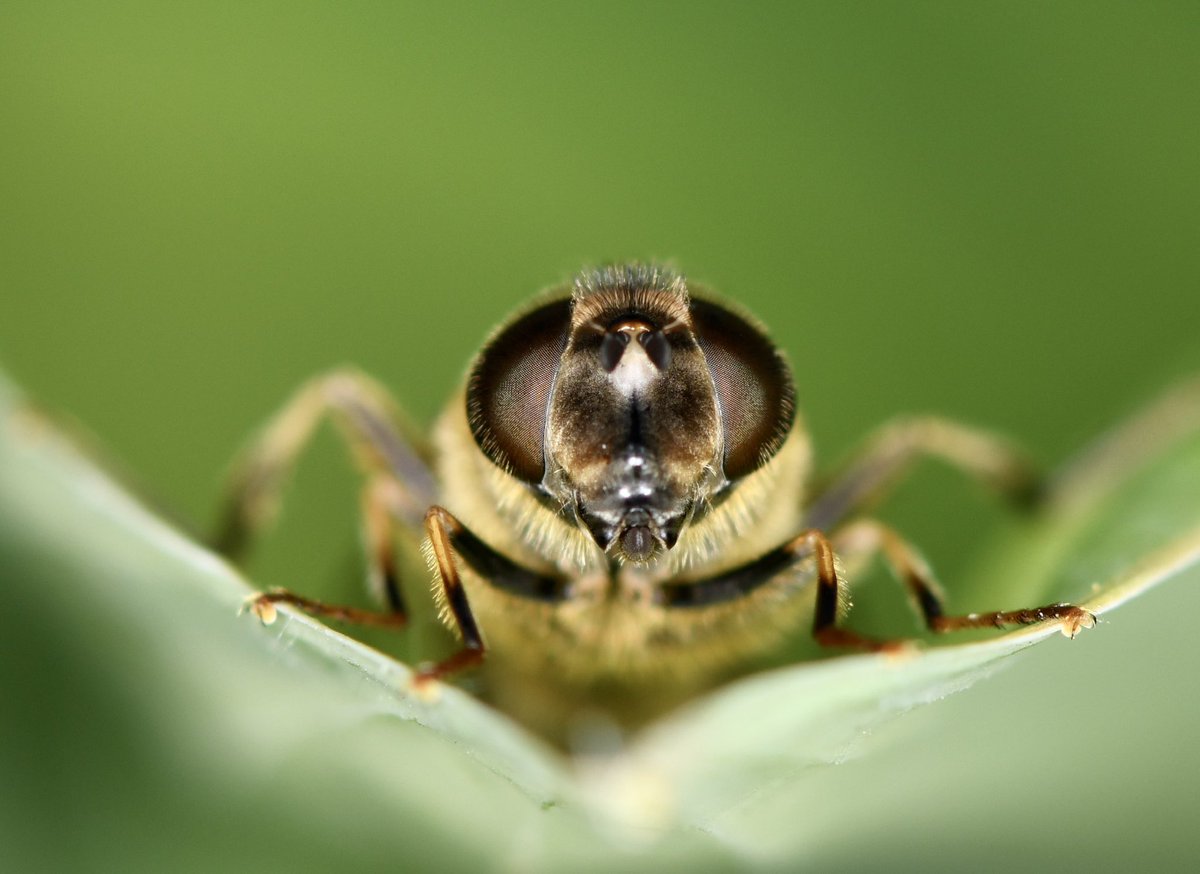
[607,339,658,395]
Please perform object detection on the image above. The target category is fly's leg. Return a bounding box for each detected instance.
[243,473,412,628]
[804,377,1200,640]
[421,506,486,681]
[799,528,904,651]
[213,367,436,558]
[244,501,516,688]
[245,590,409,628]
[220,368,434,627]
[657,522,1093,653]
[657,528,901,651]
[420,505,571,684]
[833,517,1095,639]
[805,416,1043,530]
[362,475,408,615]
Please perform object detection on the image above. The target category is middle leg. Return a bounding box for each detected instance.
[832,517,1095,638]
[245,473,411,627]
[655,521,1094,654]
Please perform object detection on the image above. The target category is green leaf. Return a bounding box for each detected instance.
[2,368,1198,871]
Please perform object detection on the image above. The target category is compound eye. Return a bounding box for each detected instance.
[690,298,795,479]
[467,298,570,483]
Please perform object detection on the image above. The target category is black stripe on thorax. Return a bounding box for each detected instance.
[450,524,572,603]
[657,545,798,608]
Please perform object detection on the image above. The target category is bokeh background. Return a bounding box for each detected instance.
[2,2,1198,870]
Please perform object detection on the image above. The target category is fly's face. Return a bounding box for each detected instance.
[467,265,795,565]
[547,275,721,563]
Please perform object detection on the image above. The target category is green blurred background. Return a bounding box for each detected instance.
[2,2,1198,870]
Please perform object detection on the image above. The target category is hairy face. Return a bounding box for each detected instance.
[467,265,794,564]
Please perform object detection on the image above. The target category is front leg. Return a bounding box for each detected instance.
[421,506,487,680]
[243,475,412,629]
[657,528,898,651]
[833,517,1095,638]
[658,522,1093,652]
[422,506,571,683]
[247,505,569,684]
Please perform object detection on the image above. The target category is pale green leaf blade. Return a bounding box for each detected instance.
[3,368,1198,871]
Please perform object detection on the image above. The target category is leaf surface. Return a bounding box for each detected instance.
[2,370,1197,870]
